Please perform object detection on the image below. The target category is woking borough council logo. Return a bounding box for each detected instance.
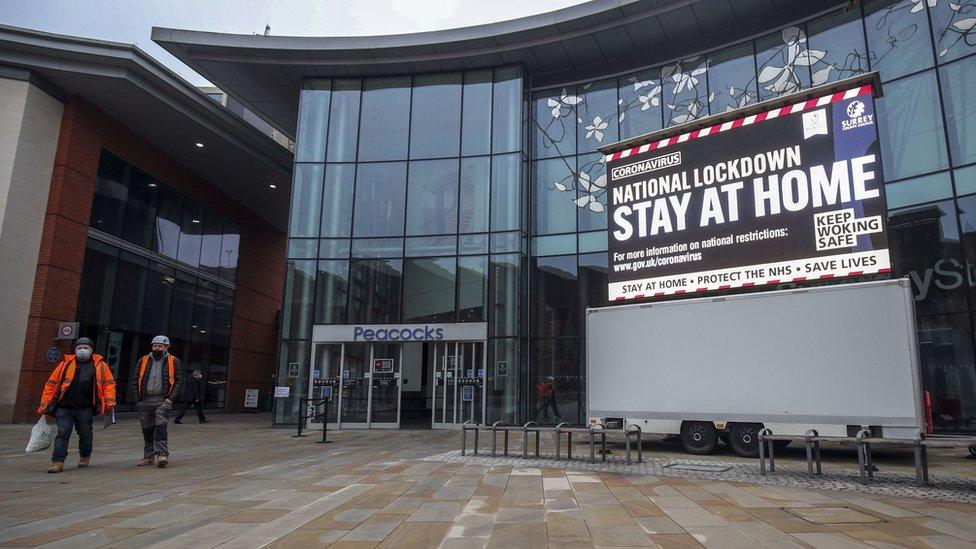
[842,99,873,131]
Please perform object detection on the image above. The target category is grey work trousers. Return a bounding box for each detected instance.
[137,397,171,457]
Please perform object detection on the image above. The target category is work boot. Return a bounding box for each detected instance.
[156,454,169,468]
[174,419,182,424]
[78,456,90,468]
[137,456,154,466]
[47,461,64,474]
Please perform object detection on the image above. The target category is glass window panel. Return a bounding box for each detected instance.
[314,260,349,324]
[940,55,976,167]
[707,42,758,114]
[532,234,577,256]
[958,195,976,307]
[319,238,350,258]
[351,238,403,258]
[490,231,520,254]
[889,200,967,314]
[410,73,461,159]
[178,200,204,268]
[406,159,459,235]
[295,88,330,162]
[91,150,128,237]
[577,153,608,232]
[458,233,489,255]
[357,77,411,161]
[531,255,578,337]
[154,184,182,259]
[218,223,240,281]
[533,157,577,235]
[618,69,662,140]
[405,235,457,257]
[806,7,869,85]
[578,230,608,253]
[930,0,976,63]
[191,282,216,342]
[532,88,576,159]
[662,56,710,126]
[320,164,355,237]
[487,338,518,424]
[403,257,456,323]
[489,253,520,337]
[462,70,492,156]
[211,288,234,345]
[121,168,156,248]
[577,79,619,152]
[326,80,361,162]
[287,238,318,258]
[353,162,407,237]
[289,164,324,238]
[348,259,403,323]
[878,71,949,181]
[459,157,490,233]
[110,252,148,332]
[168,271,197,340]
[492,67,521,154]
[918,314,976,432]
[885,172,953,208]
[956,164,976,196]
[199,211,223,276]
[77,239,118,327]
[579,252,609,319]
[864,0,935,82]
[531,338,580,424]
[490,154,521,232]
[140,262,174,337]
[458,255,488,322]
[756,25,812,101]
[282,259,316,339]
[274,340,309,424]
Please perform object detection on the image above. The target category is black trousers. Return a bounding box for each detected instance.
[176,399,206,422]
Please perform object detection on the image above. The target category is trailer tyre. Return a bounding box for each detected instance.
[680,421,718,454]
[729,423,762,457]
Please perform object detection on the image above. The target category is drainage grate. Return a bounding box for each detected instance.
[662,463,731,473]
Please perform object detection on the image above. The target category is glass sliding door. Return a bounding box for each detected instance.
[369,343,401,427]
[309,343,341,428]
[341,343,369,426]
[431,341,486,428]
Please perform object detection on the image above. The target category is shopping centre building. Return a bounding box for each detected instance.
[150,0,976,432]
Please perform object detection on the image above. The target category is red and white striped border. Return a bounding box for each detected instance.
[605,84,874,164]
[614,267,891,301]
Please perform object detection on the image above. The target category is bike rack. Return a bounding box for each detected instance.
[461,420,479,455]
[804,429,821,478]
[624,424,643,464]
[522,421,541,459]
[491,421,509,457]
[294,397,332,443]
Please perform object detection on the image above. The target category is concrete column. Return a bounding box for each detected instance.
[0,77,63,422]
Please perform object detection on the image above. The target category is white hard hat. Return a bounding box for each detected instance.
[152,335,170,346]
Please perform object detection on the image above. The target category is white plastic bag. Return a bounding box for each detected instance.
[25,417,53,453]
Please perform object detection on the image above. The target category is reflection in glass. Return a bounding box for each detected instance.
[533,157,577,235]
[885,172,953,209]
[531,256,578,337]
[877,71,949,181]
[618,69,662,140]
[353,163,407,237]
[358,77,411,161]
[492,67,521,154]
[490,154,521,232]
[154,184,182,259]
[314,260,349,324]
[199,211,223,275]
[487,338,518,424]
[289,164,324,238]
[403,257,456,323]
[327,80,361,162]
[410,74,461,159]
[940,55,976,167]
[91,150,127,237]
[462,70,492,156]
[458,255,488,322]
[864,0,934,81]
[320,164,355,237]
[282,260,316,339]
[917,314,976,432]
[531,338,580,424]
[295,88,330,162]
[806,7,869,85]
[274,340,309,424]
[459,157,490,233]
[489,254,519,337]
[349,259,402,323]
[122,169,156,248]
[708,42,757,113]
[110,252,148,332]
[141,262,174,336]
[178,200,204,268]
[218,224,240,281]
[406,159,459,235]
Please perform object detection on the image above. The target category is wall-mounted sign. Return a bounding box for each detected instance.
[244,388,259,408]
[312,322,487,343]
[321,385,333,400]
[55,321,79,340]
[287,362,300,378]
[373,358,394,373]
[495,361,508,378]
[273,386,290,398]
[604,82,889,300]
[461,385,474,402]
[45,347,62,364]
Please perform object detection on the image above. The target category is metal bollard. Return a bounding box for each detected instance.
[491,421,505,458]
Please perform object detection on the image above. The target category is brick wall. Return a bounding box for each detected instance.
[14,96,285,421]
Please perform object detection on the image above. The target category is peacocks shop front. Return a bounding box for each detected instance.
[307,323,487,429]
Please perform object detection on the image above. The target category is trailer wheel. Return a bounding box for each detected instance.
[729,423,762,457]
[680,421,718,454]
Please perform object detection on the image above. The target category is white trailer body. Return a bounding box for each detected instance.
[586,279,923,454]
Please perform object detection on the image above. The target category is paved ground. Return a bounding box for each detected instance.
[2,415,976,548]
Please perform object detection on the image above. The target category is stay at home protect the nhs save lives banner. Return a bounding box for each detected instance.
[605,84,890,301]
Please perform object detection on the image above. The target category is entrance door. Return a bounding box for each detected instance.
[369,344,401,428]
[308,342,403,429]
[431,342,486,428]
[309,344,341,428]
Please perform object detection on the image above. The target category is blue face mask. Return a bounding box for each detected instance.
[75,348,92,361]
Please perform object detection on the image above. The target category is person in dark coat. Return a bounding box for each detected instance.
[175,370,227,424]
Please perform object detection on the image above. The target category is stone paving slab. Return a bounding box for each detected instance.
[1,415,975,548]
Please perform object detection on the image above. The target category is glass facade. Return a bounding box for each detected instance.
[80,150,240,410]
[282,0,976,432]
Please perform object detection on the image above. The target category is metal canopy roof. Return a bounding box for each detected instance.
[152,0,845,140]
[0,24,293,231]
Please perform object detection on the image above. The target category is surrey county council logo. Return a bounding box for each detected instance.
[841,99,874,131]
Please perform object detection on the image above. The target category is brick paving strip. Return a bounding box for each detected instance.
[1,415,976,548]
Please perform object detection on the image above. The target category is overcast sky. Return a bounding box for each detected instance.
[0,0,587,85]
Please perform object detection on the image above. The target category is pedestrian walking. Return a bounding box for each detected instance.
[131,335,182,467]
[37,337,116,473]
[175,370,227,424]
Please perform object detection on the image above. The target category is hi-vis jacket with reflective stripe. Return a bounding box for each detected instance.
[133,354,182,401]
[37,354,116,416]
